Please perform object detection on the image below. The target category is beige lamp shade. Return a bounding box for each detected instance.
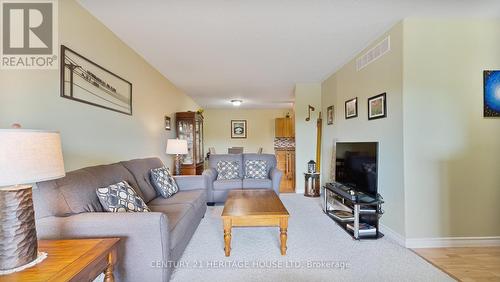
[166,139,188,155]
[0,129,66,187]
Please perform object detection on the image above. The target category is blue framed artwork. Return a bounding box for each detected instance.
[484,70,500,117]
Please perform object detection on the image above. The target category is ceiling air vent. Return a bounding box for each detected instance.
[356,36,390,71]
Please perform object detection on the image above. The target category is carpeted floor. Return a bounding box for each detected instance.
[171,194,453,282]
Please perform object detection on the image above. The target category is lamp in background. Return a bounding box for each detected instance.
[0,129,65,271]
[166,138,188,175]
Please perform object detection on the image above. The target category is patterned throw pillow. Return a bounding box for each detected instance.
[150,167,179,198]
[96,181,150,212]
[244,160,268,179]
[216,161,240,180]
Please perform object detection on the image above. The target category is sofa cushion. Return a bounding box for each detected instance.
[208,154,243,177]
[213,179,242,190]
[244,160,268,179]
[150,167,179,198]
[216,161,240,180]
[148,190,206,209]
[35,162,142,216]
[96,181,150,212]
[150,203,195,248]
[83,163,142,196]
[242,178,273,189]
[34,176,74,218]
[121,158,164,203]
[47,169,104,215]
[243,154,276,176]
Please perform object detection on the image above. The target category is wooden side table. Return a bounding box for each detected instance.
[1,238,120,282]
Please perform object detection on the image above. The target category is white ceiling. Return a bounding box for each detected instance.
[78,0,500,109]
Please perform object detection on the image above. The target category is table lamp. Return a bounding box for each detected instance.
[166,139,188,175]
[0,129,65,271]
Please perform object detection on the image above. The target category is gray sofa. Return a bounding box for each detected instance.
[33,157,207,282]
[203,153,282,204]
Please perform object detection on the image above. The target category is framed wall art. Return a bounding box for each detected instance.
[368,93,387,120]
[231,120,247,138]
[484,70,500,117]
[165,116,171,130]
[345,98,358,119]
[60,45,133,115]
[327,105,334,125]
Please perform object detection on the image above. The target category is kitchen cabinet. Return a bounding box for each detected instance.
[276,149,295,193]
[275,118,294,138]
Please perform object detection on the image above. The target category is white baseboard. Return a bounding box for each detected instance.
[379,224,406,247]
[406,236,500,248]
[379,224,500,248]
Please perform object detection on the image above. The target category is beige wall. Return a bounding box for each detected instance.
[403,19,500,238]
[204,108,290,155]
[294,83,322,193]
[0,0,198,171]
[321,23,406,236]
[320,19,500,240]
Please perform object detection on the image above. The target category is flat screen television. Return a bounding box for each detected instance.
[335,142,378,197]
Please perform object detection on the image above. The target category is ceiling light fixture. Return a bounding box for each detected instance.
[231,100,242,107]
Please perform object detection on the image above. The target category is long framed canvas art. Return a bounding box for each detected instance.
[60,45,133,115]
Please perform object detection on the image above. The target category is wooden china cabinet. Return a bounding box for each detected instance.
[175,112,204,175]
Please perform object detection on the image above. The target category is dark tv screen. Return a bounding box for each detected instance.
[335,142,378,197]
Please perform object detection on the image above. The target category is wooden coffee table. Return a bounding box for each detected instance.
[1,238,119,282]
[221,189,289,256]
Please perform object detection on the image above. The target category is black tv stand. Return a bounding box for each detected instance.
[323,182,384,240]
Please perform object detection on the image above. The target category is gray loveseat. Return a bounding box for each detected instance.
[203,153,282,204]
[33,157,207,282]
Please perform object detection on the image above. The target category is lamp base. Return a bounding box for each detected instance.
[174,154,182,176]
[0,185,38,271]
[0,252,47,275]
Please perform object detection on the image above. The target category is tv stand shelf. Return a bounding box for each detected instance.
[323,182,384,240]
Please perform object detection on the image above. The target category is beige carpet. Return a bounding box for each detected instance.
[171,194,453,282]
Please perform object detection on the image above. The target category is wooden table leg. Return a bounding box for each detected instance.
[223,218,232,257]
[104,248,116,282]
[280,217,288,255]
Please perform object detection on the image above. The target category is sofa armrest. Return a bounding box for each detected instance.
[36,212,169,281]
[202,168,217,181]
[270,168,283,195]
[202,168,217,203]
[173,175,207,191]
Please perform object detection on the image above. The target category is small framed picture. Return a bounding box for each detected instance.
[327,105,334,125]
[368,93,387,120]
[165,116,171,130]
[231,120,247,138]
[345,98,358,119]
